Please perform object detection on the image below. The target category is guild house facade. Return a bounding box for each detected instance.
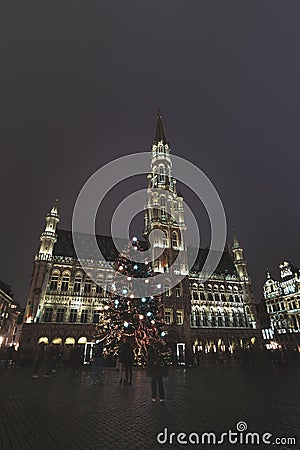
[21,114,259,360]
[263,261,300,350]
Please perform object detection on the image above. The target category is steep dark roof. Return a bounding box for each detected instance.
[54,229,236,275]
[188,246,236,276]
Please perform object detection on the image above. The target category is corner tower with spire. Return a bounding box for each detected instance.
[25,201,60,322]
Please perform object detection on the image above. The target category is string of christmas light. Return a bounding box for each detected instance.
[94,237,165,365]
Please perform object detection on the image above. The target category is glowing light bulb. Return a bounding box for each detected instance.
[122,289,128,294]
[145,279,149,284]
[132,237,138,242]
[133,265,138,270]
[147,312,152,317]
[119,265,123,271]
[124,321,129,328]
[157,284,162,289]
[141,297,147,303]
[161,331,166,337]
[139,315,144,320]
[114,299,119,306]
[130,294,134,299]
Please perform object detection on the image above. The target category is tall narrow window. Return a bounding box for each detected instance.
[158,165,165,182]
[192,290,199,300]
[211,311,216,327]
[224,311,229,327]
[96,284,103,295]
[165,310,172,324]
[50,274,59,291]
[202,310,208,326]
[74,276,82,293]
[172,231,178,248]
[84,279,91,294]
[81,310,88,323]
[69,309,77,323]
[61,275,69,292]
[194,309,201,327]
[44,307,53,322]
[93,311,100,324]
[176,311,183,325]
[56,308,65,323]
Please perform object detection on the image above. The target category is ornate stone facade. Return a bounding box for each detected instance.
[21,114,259,357]
[263,261,300,350]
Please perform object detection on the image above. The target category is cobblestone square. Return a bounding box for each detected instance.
[0,365,299,450]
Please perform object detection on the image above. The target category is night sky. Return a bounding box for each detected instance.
[1,1,300,306]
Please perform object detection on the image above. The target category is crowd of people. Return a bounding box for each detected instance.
[0,337,172,402]
[1,340,299,402]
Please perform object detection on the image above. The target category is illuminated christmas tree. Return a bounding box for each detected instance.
[95,237,165,365]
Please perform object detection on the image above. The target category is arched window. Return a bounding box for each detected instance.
[74,274,82,293]
[192,290,199,300]
[232,313,238,327]
[191,307,201,327]
[172,231,178,248]
[208,293,213,302]
[202,310,208,326]
[162,230,168,247]
[234,295,240,302]
[229,294,234,303]
[215,294,220,302]
[61,273,70,292]
[158,165,165,182]
[200,292,205,301]
[210,310,216,327]
[217,310,223,327]
[221,294,226,302]
[50,272,59,291]
[238,312,244,327]
[84,278,92,294]
[224,310,229,327]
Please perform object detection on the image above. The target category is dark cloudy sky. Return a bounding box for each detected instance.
[1,1,300,305]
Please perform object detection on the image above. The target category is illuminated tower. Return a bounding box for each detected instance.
[25,201,60,322]
[144,111,188,276]
[144,112,191,348]
[232,233,249,281]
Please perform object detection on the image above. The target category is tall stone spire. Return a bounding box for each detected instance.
[154,110,168,145]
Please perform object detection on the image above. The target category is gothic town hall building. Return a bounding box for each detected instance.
[21,114,259,359]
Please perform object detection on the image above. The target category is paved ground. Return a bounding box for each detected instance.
[0,365,299,450]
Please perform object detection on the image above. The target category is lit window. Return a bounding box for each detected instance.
[165,309,172,324]
[176,311,183,325]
